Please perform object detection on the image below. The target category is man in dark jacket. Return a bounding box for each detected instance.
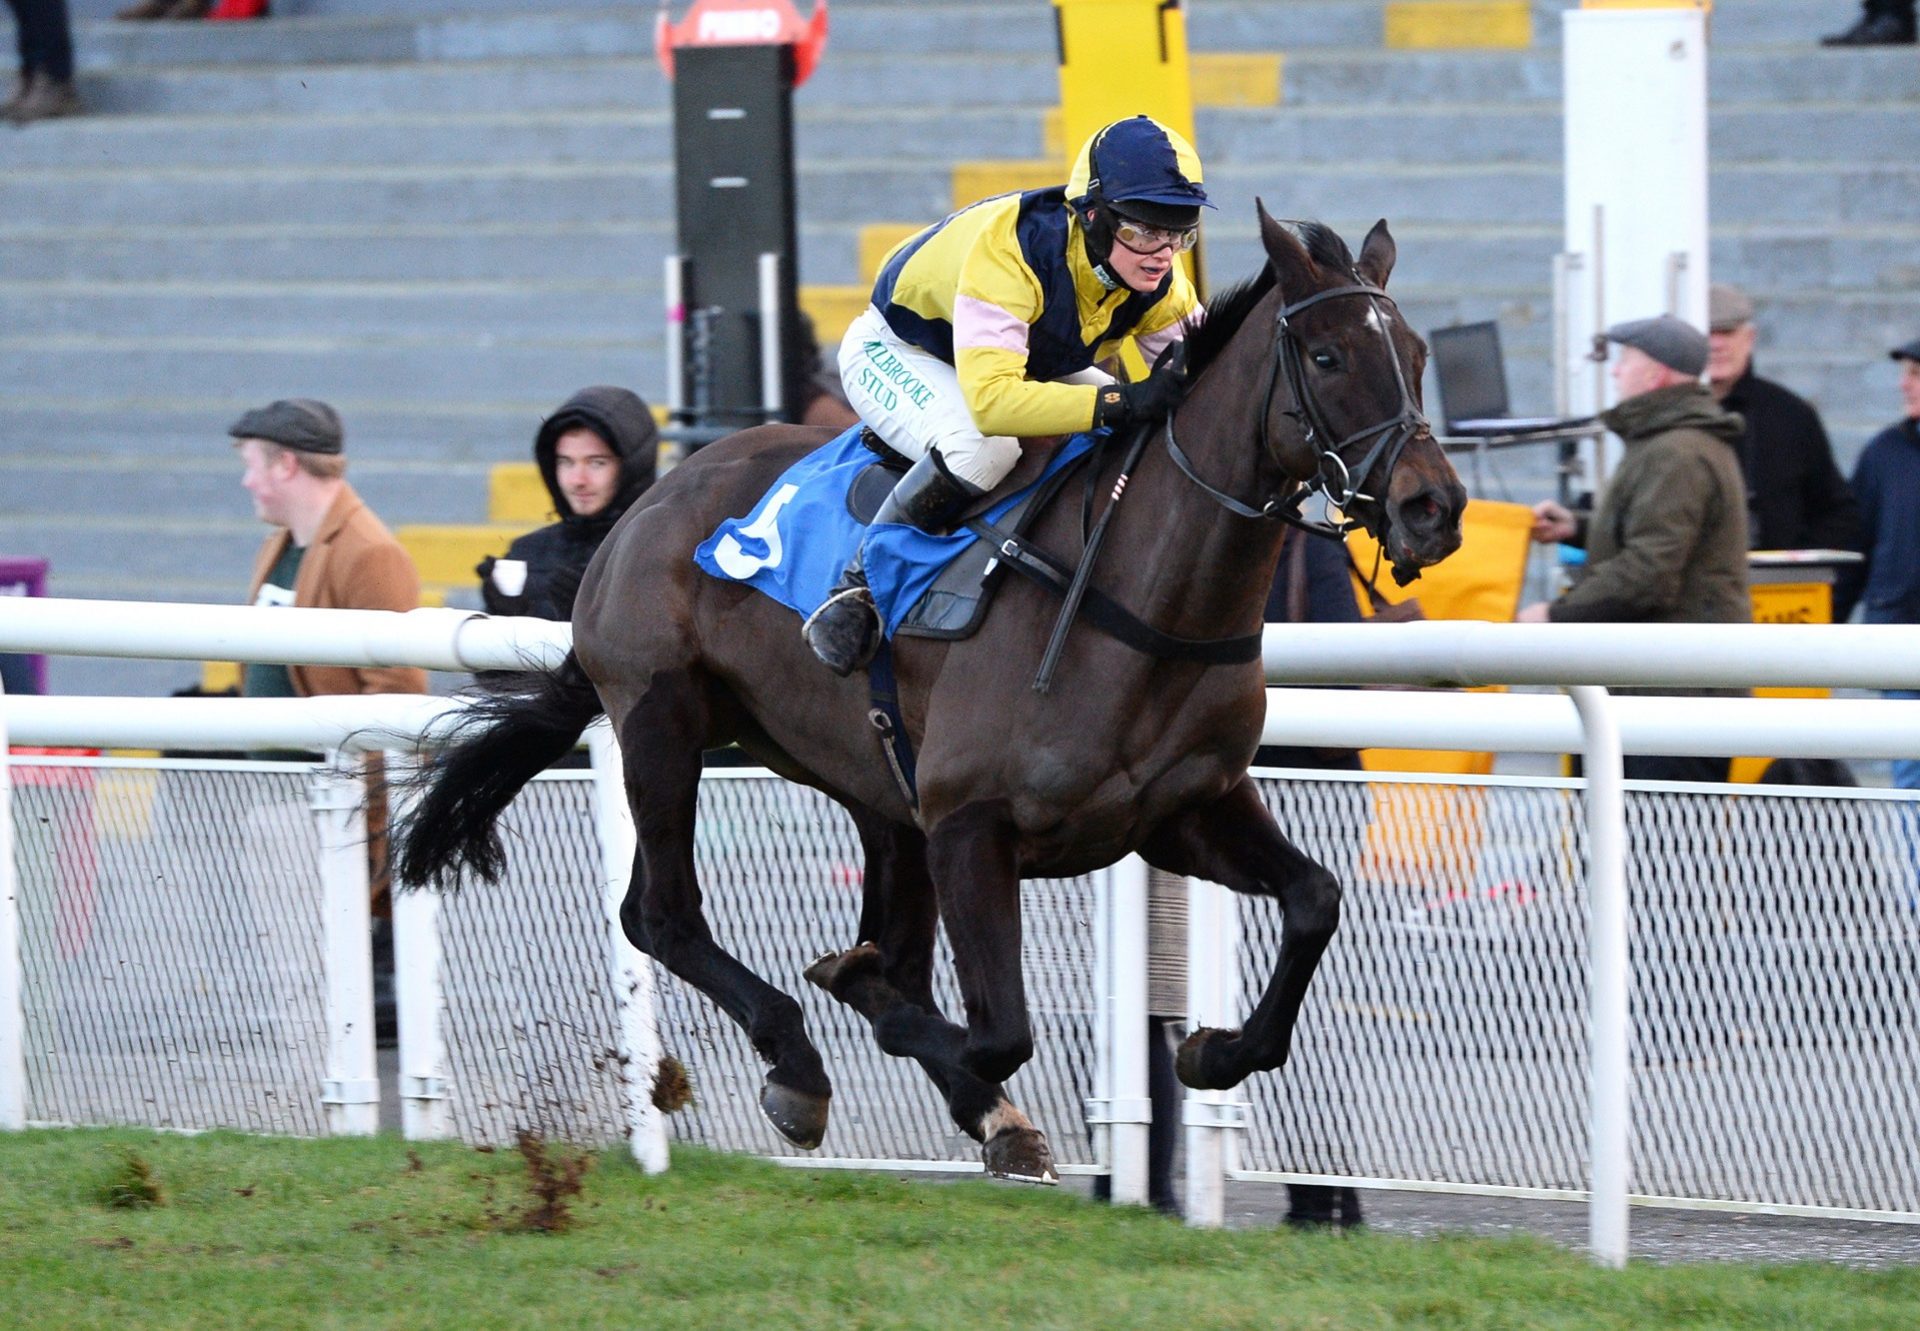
[1852,337,1920,791]
[1707,283,1864,617]
[1523,315,1750,781]
[478,385,658,623]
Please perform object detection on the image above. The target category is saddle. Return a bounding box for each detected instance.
[847,428,1089,641]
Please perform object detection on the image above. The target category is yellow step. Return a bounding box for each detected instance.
[950,159,1059,213]
[1192,52,1284,107]
[396,522,533,587]
[490,461,553,524]
[800,284,871,344]
[1384,0,1532,49]
[859,221,924,285]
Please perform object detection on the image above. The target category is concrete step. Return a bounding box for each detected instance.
[0,453,493,521]
[56,51,1062,118]
[1282,45,1920,105]
[0,103,1044,172]
[1200,101,1920,167]
[0,340,666,409]
[0,402,558,462]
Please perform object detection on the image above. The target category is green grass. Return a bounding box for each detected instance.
[0,1129,1914,1330]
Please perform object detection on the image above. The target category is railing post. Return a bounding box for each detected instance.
[587,719,668,1172]
[310,760,378,1136]
[1568,685,1629,1268]
[388,763,451,1140]
[0,678,25,1130]
[1183,874,1243,1228]
[1088,854,1151,1205]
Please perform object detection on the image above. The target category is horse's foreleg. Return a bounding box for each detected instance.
[1139,777,1342,1092]
[614,673,832,1148]
[925,800,1033,1086]
[807,808,1055,1182]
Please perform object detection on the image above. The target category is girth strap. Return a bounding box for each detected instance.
[979,525,1264,666]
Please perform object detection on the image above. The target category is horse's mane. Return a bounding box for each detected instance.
[1182,221,1356,381]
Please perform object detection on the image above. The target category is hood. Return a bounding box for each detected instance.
[1602,383,1745,446]
[534,385,659,531]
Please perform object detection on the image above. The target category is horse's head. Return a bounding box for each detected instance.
[1251,204,1466,582]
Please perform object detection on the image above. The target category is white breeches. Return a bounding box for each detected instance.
[837,305,1110,492]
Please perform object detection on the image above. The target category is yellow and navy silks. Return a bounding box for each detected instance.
[868,135,1202,439]
[694,425,1099,637]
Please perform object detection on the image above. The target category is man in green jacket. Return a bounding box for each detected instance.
[1522,314,1750,781]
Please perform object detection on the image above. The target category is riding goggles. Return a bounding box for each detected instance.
[1110,213,1199,255]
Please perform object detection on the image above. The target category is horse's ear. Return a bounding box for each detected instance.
[1356,219,1397,290]
[1257,199,1318,298]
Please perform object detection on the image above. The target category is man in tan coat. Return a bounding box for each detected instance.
[233,398,425,1006]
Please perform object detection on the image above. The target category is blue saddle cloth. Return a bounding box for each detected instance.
[693,425,1098,638]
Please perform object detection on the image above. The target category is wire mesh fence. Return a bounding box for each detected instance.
[13,757,328,1135]
[1236,772,1920,1217]
[9,755,1917,1217]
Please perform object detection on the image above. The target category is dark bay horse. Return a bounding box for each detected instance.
[397,206,1466,1181]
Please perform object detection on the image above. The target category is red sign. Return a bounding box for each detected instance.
[656,0,829,86]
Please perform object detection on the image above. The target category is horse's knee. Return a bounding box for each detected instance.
[1289,864,1343,942]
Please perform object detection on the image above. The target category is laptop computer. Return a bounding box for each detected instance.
[1429,321,1587,435]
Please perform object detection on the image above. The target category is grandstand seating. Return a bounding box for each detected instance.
[3,0,1916,694]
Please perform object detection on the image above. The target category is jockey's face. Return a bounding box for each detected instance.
[1104,226,1178,293]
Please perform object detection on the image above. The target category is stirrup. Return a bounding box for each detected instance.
[802,585,881,675]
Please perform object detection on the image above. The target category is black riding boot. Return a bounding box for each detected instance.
[803,451,983,675]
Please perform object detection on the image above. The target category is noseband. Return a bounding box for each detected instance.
[1163,280,1431,530]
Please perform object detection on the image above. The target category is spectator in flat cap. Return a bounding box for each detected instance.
[1520,314,1750,782]
[1851,339,1920,791]
[231,398,426,1007]
[1705,283,1864,617]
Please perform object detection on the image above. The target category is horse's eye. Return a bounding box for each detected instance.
[1311,350,1342,371]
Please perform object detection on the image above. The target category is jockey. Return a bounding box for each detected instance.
[803,114,1212,675]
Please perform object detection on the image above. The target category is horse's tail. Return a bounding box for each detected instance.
[393,651,604,890]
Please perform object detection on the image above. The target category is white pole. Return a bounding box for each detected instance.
[587,720,668,1172]
[388,765,451,1141]
[0,678,25,1131]
[757,251,784,418]
[1562,5,1710,482]
[1183,875,1242,1228]
[1090,859,1115,1188]
[1569,686,1630,1268]
[311,762,379,1136]
[1106,853,1151,1206]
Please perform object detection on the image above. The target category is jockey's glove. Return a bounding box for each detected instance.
[1092,347,1188,432]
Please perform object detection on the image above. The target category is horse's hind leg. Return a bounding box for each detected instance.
[1139,777,1342,1092]
[804,806,1056,1182]
[612,671,833,1148]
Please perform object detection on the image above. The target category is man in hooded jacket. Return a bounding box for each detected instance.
[478,385,659,622]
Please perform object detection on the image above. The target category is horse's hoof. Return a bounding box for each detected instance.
[803,942,883,997]
[760,1080,830,1150]
[1174,1027,1241,1091]
[983,1126,1058,1185]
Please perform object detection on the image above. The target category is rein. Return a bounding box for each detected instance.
[1021,276,1431,690]
[1164,280,1431,539]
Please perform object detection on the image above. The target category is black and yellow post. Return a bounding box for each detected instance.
[1053,0,1207,297]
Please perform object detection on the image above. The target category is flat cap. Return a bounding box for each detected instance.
[228,398,344,455]
[1707,283,1754,332]
[1605,315,1708,378]
[1891,336,1920,364]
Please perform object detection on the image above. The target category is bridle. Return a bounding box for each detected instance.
[1163,279,1431,534]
